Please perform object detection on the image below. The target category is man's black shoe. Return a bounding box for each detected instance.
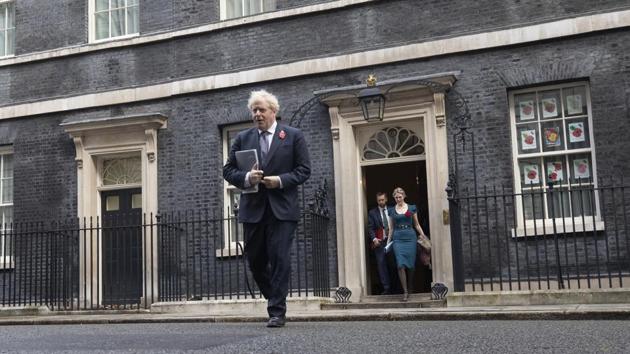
[266,316,286,328]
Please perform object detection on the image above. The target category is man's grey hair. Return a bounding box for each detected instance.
[248,89,280,113]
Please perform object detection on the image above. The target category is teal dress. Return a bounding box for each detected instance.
[388,204,417,269]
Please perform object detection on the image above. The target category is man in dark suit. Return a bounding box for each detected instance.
[223,89,311,328]
[367,192,391,295]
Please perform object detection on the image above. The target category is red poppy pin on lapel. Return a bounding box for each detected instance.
[405,210,412,217]
[279,130,286,140]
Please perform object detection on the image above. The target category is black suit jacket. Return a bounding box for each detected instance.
[223,124,311,223]
[367,207,387,242]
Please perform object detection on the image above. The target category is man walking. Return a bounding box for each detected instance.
[367,192,391,295]
[223,89,311,327]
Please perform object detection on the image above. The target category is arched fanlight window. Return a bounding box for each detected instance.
[102,157,141,185]
[362,127,425,160]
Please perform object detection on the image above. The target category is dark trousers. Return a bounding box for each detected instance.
[243,204,296,318]
[373,243,391,293]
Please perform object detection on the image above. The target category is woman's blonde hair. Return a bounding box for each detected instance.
[392,187,406,198]
[248,89,280,113]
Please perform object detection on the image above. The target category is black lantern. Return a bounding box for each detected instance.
[358,75,386,122]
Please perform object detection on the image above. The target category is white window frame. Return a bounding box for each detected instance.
[509,81,604,237]
[220,0,277,21]
[217,122,251,257]
[88,0,139,43]
[0,146,13,269]
[0,0,15,58]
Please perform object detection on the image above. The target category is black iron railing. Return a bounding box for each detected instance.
[449,179,630,292]
[0,208,331,310]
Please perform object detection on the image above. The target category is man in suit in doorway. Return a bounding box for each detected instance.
[223,89,311,328]
[367,192,392,295]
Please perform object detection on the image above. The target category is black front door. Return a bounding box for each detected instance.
[101,188,142,305]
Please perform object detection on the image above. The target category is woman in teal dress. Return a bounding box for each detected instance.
[387,187,428,301]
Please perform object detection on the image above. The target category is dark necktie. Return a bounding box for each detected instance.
[260,131,270,161]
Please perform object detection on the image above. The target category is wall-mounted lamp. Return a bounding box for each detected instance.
[357,74,386,122]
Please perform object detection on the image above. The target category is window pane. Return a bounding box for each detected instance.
[262,0,277,11]
[0,5,6,30]
[563,86,587,117]
[106,196,120,211]
[571,187,594,217]
[127,6,138,34]
[228,190,243,242]
[96,0,109,12]
[95,12,109,40]
[541,121,564,152]
[244,0,262,16]
[1,154,10,180]
[7,2,14,28]
[539,90,562,119]
[566,117,590,149]
[6,28,13,55]
[569,154,592,184]
[514,93,537,122]
[2,178,12,204]
[519,158,542,188]
[226,0,242,19]
[516,123,540,154]
[544,156,566,186]
[131,193,142,209]
[547,187,570,219]
[128,0,139,5]
[111,9,125,37]
[111,0,125,9]
[0,30,5,57]
[521,190,544,221]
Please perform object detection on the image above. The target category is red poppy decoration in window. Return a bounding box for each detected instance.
[279,130,286,140]
[405,210,412,217]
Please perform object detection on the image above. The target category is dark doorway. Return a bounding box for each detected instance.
[101,188,143,306]
[363,161,432,295]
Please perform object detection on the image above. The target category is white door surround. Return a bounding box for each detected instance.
[319,74,456,300]
[61,113,167,306]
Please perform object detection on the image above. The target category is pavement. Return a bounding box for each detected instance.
[1,303,630,326]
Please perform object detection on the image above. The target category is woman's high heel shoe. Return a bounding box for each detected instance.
[402,292,409,302]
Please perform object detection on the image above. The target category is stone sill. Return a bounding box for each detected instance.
[215,243,244,258]
[0,257,14,270]
[512,220,605,238]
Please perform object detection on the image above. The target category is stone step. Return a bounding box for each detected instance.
[360,294,433,303]
[321,298,445,310]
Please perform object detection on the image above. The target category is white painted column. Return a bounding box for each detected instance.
[425,92,454,291]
